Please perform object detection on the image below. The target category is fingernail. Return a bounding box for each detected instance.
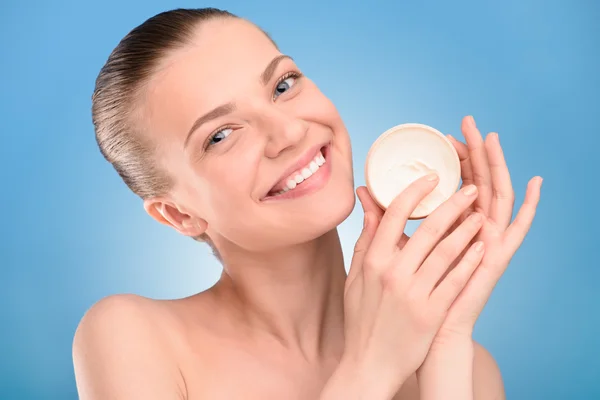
[489,132,499,141]
[474,241,485,252]
[447,134,454,141]
[463,185,478,196]
[363,213,369,228]
[426,173,439,181]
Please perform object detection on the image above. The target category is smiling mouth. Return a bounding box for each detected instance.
[264,145,330,199]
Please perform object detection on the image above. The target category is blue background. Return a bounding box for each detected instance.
[1,0,598,398]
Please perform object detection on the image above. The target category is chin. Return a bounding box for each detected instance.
[320,177,356,225]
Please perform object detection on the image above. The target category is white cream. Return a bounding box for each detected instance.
[365,123,461,219]
[277,151,326,194]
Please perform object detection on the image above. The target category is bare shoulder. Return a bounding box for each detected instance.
[72,294,188,399]
[473,341,506,400]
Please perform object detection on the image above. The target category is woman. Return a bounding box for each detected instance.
[73,8,542,399]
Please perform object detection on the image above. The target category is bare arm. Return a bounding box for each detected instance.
[72,295,187,400]
[416,339,504,400]
[319,357,402,400]
[416,337,475,400]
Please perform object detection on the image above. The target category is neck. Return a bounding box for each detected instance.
[211,229,347,362]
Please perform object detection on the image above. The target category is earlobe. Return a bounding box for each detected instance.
[181,217,209,237]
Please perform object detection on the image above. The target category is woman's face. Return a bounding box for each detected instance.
[142,18,356,252]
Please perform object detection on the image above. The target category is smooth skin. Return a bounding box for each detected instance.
[73,17,542,400]
[322,176,487,399]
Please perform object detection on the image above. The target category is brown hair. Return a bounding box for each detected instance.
[91,8,277,261]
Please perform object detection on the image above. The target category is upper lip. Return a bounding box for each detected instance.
[262,142,329,199]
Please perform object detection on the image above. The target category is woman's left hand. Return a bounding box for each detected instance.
[432,115,543,341]
[414,116,542,399]
[357,115,542,399]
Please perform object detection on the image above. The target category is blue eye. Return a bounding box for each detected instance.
[207,127,233,147]
[273,74,298,100]
[204,72,302,149]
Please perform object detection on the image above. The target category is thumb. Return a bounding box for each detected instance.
[346,211,378,294]
[352,186,383,267]
[356,186,384,220]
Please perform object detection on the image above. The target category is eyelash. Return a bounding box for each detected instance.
[203,70,304,150]
[273,70,303,100]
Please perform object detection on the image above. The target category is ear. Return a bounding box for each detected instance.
[143,197,208,237]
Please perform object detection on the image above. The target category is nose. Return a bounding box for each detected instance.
[258,104,309,159]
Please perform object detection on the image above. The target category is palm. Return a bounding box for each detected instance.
[434,116,542,335]
[445,189,503,270]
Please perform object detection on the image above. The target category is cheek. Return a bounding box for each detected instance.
[303,84,353,171]
[197,150,262,233]
[296,82,343,124]
[301,83,351,150]
[278,79,328,120]
[208,152,257,205]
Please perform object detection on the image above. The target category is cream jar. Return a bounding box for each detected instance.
[365,123,462,219]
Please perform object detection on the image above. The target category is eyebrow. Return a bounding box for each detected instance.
[184,54,294,148]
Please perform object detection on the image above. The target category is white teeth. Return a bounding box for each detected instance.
[286,179,297,190]
[273,148,328,196]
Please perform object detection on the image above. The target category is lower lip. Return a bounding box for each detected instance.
[263,145,332,202]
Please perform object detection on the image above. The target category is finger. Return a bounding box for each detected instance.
[357,186,384,221]
[444,183,540,317]
[462,116,493,215]
[484,133,515,229]
[504,176,543,253]
[369,173,440,257]
[399,184,479,274]
[351,204,385,345]
[416,212,484,292]
[446,134,476,227]
[431,240,485,309]
[447,134,474,188]
[358,186,410,249]
[346,211,379,295]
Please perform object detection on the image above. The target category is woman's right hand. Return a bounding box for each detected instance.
[323,174,486,399]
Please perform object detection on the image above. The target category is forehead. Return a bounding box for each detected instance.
[141,18,281,142]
